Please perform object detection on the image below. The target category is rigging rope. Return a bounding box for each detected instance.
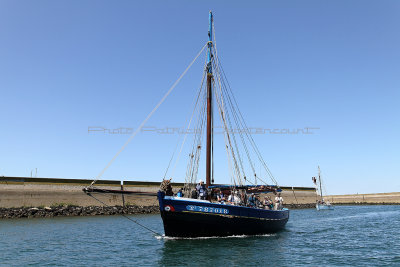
[183,67,208,187]
[86,192,162,237]
[212,66,243,185]
[213,56,256,177]
[214,51,279,187]
[170,62,208,178]
[186,89,207,185]
[212,60,248,185]
[211,24,279,187]
[90,43,207,187]
[163,62,207,180]
[212,78,239,187]
[211,24,241,188]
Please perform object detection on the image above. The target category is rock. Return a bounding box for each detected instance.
[0,205,160,219]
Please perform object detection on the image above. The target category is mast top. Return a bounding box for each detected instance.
[207,11,213,74]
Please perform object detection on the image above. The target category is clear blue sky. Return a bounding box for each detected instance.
[1,1,399,194]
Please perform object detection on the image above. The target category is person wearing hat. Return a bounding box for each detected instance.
[196,180,207,200]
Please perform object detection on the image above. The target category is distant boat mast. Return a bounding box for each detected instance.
[318,166,323,200]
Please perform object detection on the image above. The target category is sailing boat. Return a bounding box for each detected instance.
[313,166,334,211]
[157,12,289,237]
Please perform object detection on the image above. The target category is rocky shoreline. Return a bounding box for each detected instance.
[284,203,315,209]
[0,205,159,219]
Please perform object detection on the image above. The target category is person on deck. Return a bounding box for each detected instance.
[176,188,184,197]
[255,195,262,208]
[263,196,270,210]
[217,190,224,203]
[248,193,256,207]
[269,196,274,209]
[275,193,283,210]
[160,178,174,196]
[196,180,207,200]
[240,191,248,206]
[228,191,241,205]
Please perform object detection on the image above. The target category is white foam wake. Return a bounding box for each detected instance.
[155,233,275,240]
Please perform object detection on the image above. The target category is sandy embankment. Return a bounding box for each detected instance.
[327,192,400,204]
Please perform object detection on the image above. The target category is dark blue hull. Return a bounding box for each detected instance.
[158,192,289,237]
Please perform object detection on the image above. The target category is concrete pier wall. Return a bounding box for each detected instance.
[0,176,317,208]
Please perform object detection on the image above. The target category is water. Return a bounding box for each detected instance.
[1,205,400,266]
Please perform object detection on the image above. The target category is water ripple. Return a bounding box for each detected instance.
[1,206,399,266]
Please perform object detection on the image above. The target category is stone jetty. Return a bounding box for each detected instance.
[0,205,159,219]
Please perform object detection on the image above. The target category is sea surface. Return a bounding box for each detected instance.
[1,205,399,266]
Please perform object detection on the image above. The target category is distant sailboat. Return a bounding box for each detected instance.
[313,166,334,211]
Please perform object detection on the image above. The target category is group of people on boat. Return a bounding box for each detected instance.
[316,199,331,205]
[163,179,285,210]
[171,180,284,210]
[182,179,208,200]
[214,190,283,210]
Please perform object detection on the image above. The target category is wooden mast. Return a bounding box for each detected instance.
[206,11,213,187]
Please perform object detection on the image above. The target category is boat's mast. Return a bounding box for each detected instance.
[318,166,323,200]
[206,11,213,187]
